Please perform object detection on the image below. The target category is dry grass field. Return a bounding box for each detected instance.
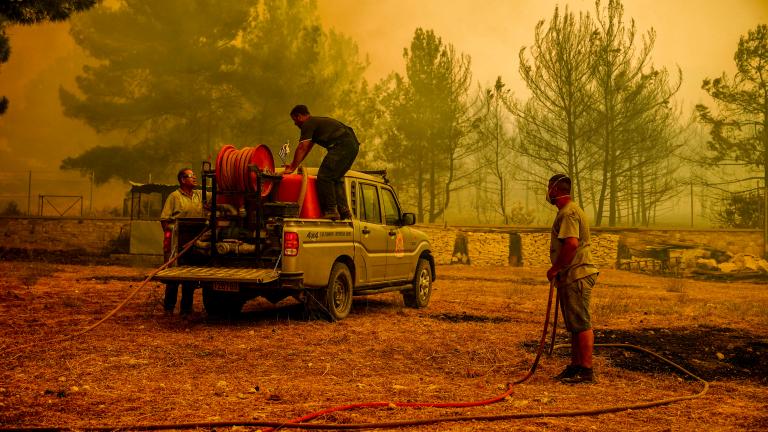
[1,261,767,431]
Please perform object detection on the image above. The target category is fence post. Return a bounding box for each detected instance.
[89,171,94,216]
[27,171,32,216]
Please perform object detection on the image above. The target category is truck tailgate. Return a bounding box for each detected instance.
[153,267,279,283]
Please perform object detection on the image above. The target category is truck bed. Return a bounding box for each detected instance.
[154,266,279,283]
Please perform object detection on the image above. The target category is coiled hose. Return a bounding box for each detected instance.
[217,145,274,196]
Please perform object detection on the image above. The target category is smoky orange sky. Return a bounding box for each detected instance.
[0,0,766,188]
[315,0,768,106]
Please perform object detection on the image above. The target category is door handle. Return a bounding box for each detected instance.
[362,227,371,235]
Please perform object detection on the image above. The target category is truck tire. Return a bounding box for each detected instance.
[306,262,353,321]
[403,258,432,308]
[202,285,245,318]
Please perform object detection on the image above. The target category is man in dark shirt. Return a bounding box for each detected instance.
[284,104,359,220]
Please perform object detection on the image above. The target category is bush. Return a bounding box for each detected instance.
[713,191,763,228]
[0,201,23,216]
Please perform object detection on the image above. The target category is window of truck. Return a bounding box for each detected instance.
[349,180,358,218]
[359,183,382,224]
[381,187,401,226]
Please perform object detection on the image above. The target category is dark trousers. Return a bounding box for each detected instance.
[317,134,359,212]
[164,282,195,314]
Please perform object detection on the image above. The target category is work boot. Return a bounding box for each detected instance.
[323,208,341,220]
[560,367,595,384]
[553,364,580,380]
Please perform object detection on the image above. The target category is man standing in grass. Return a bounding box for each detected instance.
[546,173,599,384]
[160,168,203,317]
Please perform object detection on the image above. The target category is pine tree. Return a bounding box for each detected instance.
[0,0,97,114]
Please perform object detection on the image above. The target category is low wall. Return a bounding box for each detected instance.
[418,225,763,268]
[618,228,763,258]
[419,226,617,268]
[0,217,763,269]
[0,216,130,256]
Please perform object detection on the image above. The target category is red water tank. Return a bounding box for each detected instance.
[275,173,322,219]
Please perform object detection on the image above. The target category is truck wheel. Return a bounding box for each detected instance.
[306,262,353,321]
[403,258,432,308]
[202,285,245,318]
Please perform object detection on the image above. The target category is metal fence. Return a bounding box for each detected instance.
[0,170,95,216]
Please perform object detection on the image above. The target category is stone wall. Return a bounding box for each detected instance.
[417,225,763,268]
[418,226,456,265]
[0,217,763,268]
[0,217,129,255]
[417,227,512,267]
[619,228,763,257]
[518,232,619,268]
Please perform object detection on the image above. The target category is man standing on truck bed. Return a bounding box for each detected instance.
[546,173,599,384]
[284,104,359,220]
[160,168,203,317]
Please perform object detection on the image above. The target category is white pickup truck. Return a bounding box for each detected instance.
[153,168,435,321]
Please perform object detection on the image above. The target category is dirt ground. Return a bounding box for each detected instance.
[1,261,767,431]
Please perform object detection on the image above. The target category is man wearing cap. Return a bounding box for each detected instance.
[284,104,359,220]
[546,173,599,384]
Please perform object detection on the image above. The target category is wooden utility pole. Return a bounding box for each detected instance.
[89,171,94,216]
[27,171,31,216]
[690,181,694,228]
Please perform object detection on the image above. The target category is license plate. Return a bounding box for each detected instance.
[212,281,239,292]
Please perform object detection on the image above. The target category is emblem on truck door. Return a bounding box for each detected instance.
[395,232,405,257]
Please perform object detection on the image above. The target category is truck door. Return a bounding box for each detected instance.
[355,182,389,283]
[380,187,414,281]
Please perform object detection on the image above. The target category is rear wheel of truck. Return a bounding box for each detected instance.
[202,285,245,318]
[306,262,353,321]
[403,258,432,308]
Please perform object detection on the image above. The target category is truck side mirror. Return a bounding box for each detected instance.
[401,213,416,226]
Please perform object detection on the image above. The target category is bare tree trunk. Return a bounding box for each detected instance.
[609,157,617,226]
[428,158,436,223]
[417,164,424,223]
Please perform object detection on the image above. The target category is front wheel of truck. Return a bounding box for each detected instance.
[306,262,353,321]
[403,258,432,308]
[202,285,245,318]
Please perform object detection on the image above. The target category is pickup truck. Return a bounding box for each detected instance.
[153,167,435,321]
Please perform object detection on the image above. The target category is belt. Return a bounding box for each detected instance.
[325,133,357,150]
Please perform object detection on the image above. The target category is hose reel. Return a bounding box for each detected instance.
[215,144,276,196]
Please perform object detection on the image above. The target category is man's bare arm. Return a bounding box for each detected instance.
[284,139,314,174]
[547,237,579,281]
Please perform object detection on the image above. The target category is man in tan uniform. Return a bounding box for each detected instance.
[160,168,203,316]
[546,174,599,384]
